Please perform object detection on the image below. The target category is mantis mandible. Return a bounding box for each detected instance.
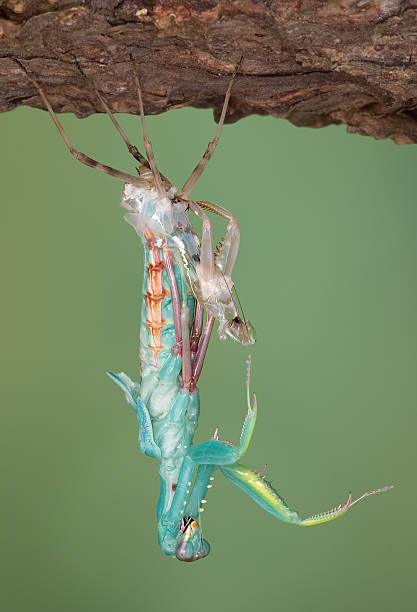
[15,56,392,562]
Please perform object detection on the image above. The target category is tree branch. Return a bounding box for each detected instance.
[1,0,417,143]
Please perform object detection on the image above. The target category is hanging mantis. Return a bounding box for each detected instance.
[15,56,392,562]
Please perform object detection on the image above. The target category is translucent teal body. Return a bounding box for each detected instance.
[109,182,392,562]
[108,182,260,560]
[108,247,202,557]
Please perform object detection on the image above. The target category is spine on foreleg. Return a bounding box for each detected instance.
[220,462,393,526]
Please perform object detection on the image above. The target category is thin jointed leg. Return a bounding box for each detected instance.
[188,201,240,327]
[14,59,145,187]
[188,201,215,285]
[192,315,214,384]
[190,302,204,355]
[181,308,193,389]
[197,200,240,277]
[180,58,242,199]
[74,56,149,168]
[130,55,168,201]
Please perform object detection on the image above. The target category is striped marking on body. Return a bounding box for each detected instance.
[144,232,169,365]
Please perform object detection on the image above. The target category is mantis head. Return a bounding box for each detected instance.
[175,516,210,562]
[219,316,256,346]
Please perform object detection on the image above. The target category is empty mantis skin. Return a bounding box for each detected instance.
[16,57,392,562]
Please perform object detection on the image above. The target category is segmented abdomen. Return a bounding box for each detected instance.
[144,243,167,364]
[139,236,195,374]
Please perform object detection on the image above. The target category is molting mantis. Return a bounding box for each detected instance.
[15,57,392,562]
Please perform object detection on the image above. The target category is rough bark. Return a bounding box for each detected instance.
[1,0,417,143]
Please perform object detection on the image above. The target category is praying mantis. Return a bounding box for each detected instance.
[14,56,392,562]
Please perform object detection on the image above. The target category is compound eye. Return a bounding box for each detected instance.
[179,516,195,534]
[225,316,256,346]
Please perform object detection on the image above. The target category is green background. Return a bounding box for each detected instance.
[1,98,415,612]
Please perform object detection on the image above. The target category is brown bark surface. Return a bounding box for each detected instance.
[1,1,417,143]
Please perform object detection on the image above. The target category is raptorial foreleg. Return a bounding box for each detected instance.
[220,462,393,526]
[160,365,257,561]
[188,201,216,293]
[196,200,240,278]
[219,359,393,526]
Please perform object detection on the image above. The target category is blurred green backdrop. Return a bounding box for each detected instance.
[0,99,415,612]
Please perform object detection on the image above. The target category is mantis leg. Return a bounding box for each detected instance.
[221,462,393,526]
[190,303,215,386]
[164,363,257,560]
[190,302,204,355]
[185,464,215,518]
[218,359,393,525]
[162,244,193,387]
[197,199,255,345]
[172,358,257,514]
[188,201,216,285]
[190,359,257,463]
[197,200,240,277]
[74,57,149,168]
[180,58,242,199]
[187,200,254,343]
[187,199,238,316]
[130,55,168,202]
[192,314,214,384]
[164,243,195,388]
[181,306,192,389]
[175,463,215,562]
[159,455,211,561]
[14,59,146,188]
